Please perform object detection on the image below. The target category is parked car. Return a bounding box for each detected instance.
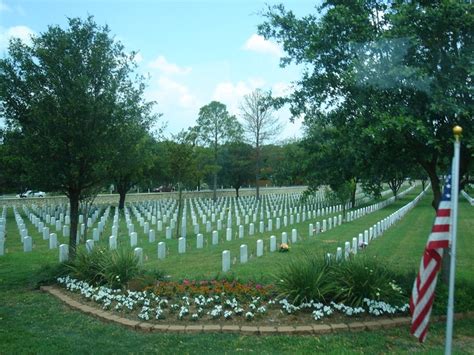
[16,190,46,198]
[152,185,174,193]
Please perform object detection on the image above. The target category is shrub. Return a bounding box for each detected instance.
[328,256,407,307]
[103,247,141,289]
[273,253,331,304]
[66,247,111,285]
[65,246,153,289]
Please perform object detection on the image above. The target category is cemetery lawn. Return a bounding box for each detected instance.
[1,191,474,353]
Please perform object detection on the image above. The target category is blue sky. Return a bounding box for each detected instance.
[0,0,321,140]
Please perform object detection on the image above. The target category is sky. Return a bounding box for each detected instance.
[0,0,321,141]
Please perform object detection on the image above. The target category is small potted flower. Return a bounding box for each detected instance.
[279,243,290,252]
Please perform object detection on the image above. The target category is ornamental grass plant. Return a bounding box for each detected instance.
[328,256,407,307]
[274,254,409,307]
[274,253,331,304]
[66,246,144,289]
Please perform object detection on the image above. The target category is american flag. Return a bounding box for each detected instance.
[410,174,452,342]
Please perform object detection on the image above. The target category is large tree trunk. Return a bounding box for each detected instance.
[350,183,357,208]
[255,145,260,201]
[235,186,240,199]
[213,171,217,202]
[68,189,80,260]
[118,191,126,210]
[176,182,183,238]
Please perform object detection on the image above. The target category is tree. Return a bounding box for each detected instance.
[301,120,361,215]
[240,89,283,200]
[271,140,306,186]
[111,129,156,210]
[0,17,150,258]
[196,101,242,201]
[163,131,196,237]
[218,141,254,198]
[259,0,473,210]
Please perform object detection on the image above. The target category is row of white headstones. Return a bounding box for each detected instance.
[220,184,425,272]
[4,189,332,256]
[1,184,419,271]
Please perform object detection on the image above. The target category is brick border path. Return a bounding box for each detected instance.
[40,286,473,335]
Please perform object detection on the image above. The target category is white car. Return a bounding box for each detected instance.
[16,190,46,198]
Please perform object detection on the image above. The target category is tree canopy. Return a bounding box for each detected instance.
[259,0,473,210]
[0,16,156,256]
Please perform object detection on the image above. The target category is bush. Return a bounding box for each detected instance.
[273,254,410,307]
[66,247,111,285]
[328,256,407,307]
[66,246,156,289]
[103,247,141,288]
[274,253,331,304]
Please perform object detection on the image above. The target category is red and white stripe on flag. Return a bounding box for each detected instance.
[410,174,452,342]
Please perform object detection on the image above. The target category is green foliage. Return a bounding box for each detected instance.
[103,247,142,288]
[66,247,143,289]
[274,254,409,307]
[328,257,407,307]
[259,1,473,209]
[274,253,331,304]
[66,247,110,285]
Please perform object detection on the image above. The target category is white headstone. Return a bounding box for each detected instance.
[86,239,94,253]
[222,250,230,272]
[282,232,288,244]
[157,220,163,231]
[240,244,248,263]
[238,225,244,239]
[157,242,166,259]
[49,233,58,249]
[259,221,264,233]
[336,247,342,261]
[256,239,263,257]
[291,229,297,243]
[166,226,171,239]
[130,232,138,247]
[249,223,254,236]
[196,233,203,248]
[309,224,314,237]
[92,228,99,241]
[352,237,358,254]
[270,235,276,252]
[178,237,186,253]
[148,229,155,243]
[226,227,232,241]
[134,247,143,265]
[0,239,4,256]
[344,241,350,260]
[23,236,32,252]
[59,244,69,262]
[43,226,50,240]
[109,235,117,250]
[212,230,218,245]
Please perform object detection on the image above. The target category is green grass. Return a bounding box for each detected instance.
[1,187,473,353]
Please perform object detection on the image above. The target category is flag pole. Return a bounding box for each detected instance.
[445,125,462,355]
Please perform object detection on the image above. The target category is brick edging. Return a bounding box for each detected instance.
[39,285,474,335]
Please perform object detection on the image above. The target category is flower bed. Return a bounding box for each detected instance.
[57,276,409,325]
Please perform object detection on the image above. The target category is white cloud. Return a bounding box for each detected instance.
[272,82,293,98]
[147,76,200,111]
[243,34,283,58]
[212,78,266,115]
[0,25,35,51]
[148,55,191,75]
